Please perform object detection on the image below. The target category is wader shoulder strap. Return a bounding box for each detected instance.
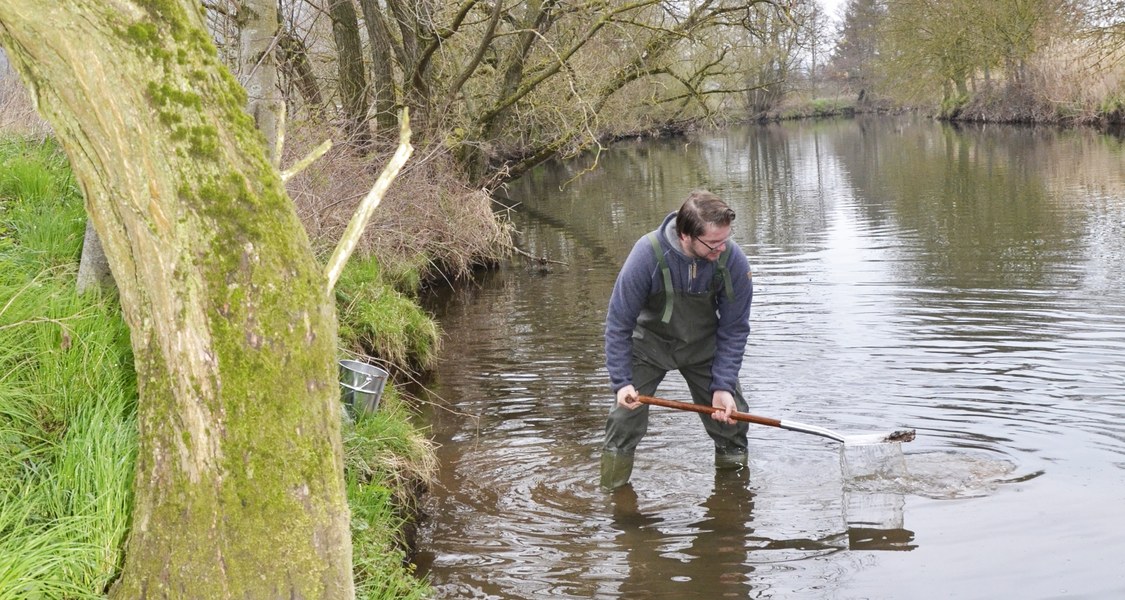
[647,233,674,324]
[716,245,734,302]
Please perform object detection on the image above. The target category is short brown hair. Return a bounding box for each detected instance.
[675,190,735,238]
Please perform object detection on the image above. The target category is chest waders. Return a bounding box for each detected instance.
[601,234,749,490]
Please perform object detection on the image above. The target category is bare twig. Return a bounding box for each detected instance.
[511,245,567,266]
[280,138,332,183]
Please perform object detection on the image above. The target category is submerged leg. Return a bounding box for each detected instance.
[600,363,665,490]
[680,362,750,466]
[713,450,748,471]
[599,450,636,491]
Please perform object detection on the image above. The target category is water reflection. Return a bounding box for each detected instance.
[418,116,1125,599]
[610,469,757,599]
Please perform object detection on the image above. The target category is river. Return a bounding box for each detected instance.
[413,116,1125,599]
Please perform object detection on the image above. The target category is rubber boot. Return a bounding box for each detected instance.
[600,451,635,491]
[714,450,748,471]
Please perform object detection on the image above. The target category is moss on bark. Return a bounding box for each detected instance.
[0,1,355,597]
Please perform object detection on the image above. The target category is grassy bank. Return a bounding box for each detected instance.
[0,138,133,598]
[0,138,437,597]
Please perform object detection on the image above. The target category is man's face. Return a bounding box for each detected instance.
[682,223,732,261]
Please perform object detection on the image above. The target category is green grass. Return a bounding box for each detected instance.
[1,136,436,598]
[0,137,136,598]
[344,390,436,599]
[0,139,86,273]
[336,253,442,370]
[810,97,850,116]
[772,96,857,120]
[1099,95,1125,120]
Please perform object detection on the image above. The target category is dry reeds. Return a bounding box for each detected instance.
[282,120,512,284]
[951,35,1125,126]
[0,62,52,141]
[1031,38,1125,124]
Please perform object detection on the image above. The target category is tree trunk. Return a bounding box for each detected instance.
[955,75,969,98]
[278,30,327,119]
[328,0,373,149]
[237,0,283,164]
[386,0,435,117]
[76,219,114,294]
[0,2,354,598]
[357,0,400,133]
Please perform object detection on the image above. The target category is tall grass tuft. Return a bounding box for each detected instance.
[336,253,442,370]
[0,138,86,271]
[344,389,436,600]
[1,138,137,598]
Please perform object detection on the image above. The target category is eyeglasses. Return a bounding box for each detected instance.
[694,236,730,254]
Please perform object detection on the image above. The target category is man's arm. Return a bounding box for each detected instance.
[605,237,657,396]
[710,245,753,395]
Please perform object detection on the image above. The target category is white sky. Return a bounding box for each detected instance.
[819,0,848,22]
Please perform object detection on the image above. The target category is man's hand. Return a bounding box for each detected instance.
[616,385,642,410]
[711,390,737,424]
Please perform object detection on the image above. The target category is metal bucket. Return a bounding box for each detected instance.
[338,359,388,416]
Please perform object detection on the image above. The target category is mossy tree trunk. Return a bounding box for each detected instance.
[0,2,354,598]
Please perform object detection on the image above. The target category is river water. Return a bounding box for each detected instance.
[412,116,1125,599]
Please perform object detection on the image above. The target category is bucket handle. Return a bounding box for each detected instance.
[339,379,378,393]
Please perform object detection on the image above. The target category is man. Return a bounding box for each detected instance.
[601,190,754,490]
